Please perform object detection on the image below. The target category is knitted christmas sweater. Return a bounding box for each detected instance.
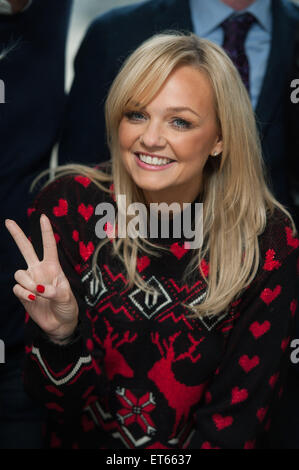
[24,169,299,450]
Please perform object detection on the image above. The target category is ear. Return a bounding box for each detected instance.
[211,134,223,156]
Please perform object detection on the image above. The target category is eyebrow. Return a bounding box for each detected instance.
[165,107,201,119]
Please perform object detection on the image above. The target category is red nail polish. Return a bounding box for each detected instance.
[36,284,45,293]
[28,294,36,301]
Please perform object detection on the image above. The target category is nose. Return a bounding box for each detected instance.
[140,120,166,149]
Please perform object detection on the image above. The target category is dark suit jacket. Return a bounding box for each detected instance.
[0,0,72,349]
[59,0,299,215]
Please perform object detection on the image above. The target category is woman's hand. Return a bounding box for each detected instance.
[5,214,79,343]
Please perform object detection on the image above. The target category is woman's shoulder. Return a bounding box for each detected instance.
[30,162,114,212]
[27,163,115,258]
[258,206,299,265]
[232,207,299,318]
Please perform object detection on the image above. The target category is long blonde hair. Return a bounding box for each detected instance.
[33,32,296,318]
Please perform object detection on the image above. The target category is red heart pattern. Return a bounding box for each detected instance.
[200,259,209,277]
[75,175,91,188]
[54,233,60,244]
[137,256,150,273]
[170,242,189,259]
[75,264,84,274]
[231,386,248,404]
[290,299,297,317]
[244,440,256,449]
[78,203,94,222]
[201,441,220,449]
[269,372,279,388]
[285,226,299,249]
[72,230,79,242]
[263,249,281,271]
[256,407,268,423]
[281,337,290,352]
[239,355,260,373]
[53,198,68,217]
[205,391,212,404]
[27,207,36,217]
[212,414,233,430]
[249,321,271,339]
[79,241,94,261]
[260,285,281,305]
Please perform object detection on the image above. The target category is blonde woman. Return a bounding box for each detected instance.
[5,33,299,449]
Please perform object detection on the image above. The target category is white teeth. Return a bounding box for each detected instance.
[138,154,173,166]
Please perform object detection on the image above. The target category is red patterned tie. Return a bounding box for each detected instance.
[221,13,256,91]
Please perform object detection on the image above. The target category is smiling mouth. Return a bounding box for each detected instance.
[135,152,175,166]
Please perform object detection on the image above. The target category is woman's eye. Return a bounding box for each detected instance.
[125,111,145,121]
[171,118,192,129]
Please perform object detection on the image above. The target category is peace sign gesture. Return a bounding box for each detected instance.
[5,214,79,344]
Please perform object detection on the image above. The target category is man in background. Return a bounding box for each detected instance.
[0,0,72,448]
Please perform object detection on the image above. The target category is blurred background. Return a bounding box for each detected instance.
[66,0,140,89]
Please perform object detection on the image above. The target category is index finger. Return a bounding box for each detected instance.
[40,214,60,263]
[5,218,40,267]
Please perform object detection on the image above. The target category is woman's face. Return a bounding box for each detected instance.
[118,65,223,205]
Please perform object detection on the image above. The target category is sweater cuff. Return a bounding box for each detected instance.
[32,329,88,368]
[44,321,82,346]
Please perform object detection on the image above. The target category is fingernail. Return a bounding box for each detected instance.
[28,294,36,301]
[36,284,45,293]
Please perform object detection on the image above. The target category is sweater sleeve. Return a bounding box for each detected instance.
[189,212,299,449]
[23,174,109,420]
